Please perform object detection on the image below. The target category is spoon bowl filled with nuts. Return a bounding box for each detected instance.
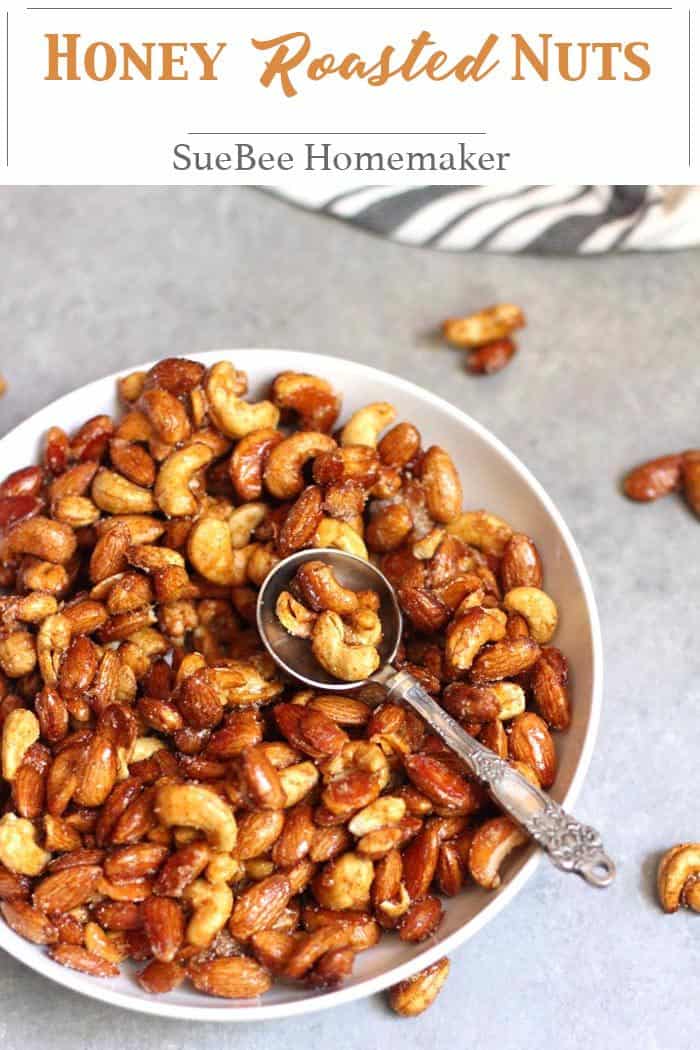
[0,349,604,1021]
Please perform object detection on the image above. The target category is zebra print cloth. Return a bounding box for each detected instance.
[270,185,700,254]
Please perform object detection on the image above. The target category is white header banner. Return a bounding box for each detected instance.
[0,0,696,184]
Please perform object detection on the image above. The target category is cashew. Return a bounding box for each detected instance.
[155,783,237,852]
[246,543,280,587]
[314,518,368,559]
[127,544,185,574]
[311,611,380,682]
[187,516,253,586]
[503,587,558,644]
[468,816,528,889]
[205,852,243,885]
[130,736,167,762]
[412,527,445,560]
[445,608,506,673]
[446,510,513,557]
[0,813,51,876]
[264,432,336,500]
[92,469,157,515]
[1,708,40,781]
[228,502,268,548]
[278,761,319,806]
[312,852,374,910]
[37,613,72,685]
[1,592,58,625]
[52,496,101,529]
[340,403,396,448]
[379,882,411,922]
[294,560,360,615]
[343,609,382,647]
[0,631,37,677]
[348,796,406,837]
[490,682,526,721]
[205,361,279,439]
[657,844,700,913]
[206,664,283,706]
[275,591,317,638]
[443,303,525,348]
[155,443,214,518]
[184,878,234,947]
[6,516,77,565]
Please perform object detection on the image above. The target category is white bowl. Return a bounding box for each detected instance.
[0,349,603,1021]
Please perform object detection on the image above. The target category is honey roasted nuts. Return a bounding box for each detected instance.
[0,356,570,1006]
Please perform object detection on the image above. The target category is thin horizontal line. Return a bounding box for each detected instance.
[25,7,675,12]
[187,131,487,136]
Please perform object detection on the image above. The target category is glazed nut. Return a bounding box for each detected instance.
[467,338,516,375]
[2,709,40,781]
[0,630,37,678]
[184,878,234,947]
[275,591,317,639]
[657,844,700,913]
[311,520,367,562]
[92,469,157,515]
[468,816,528,889]
[623,454,683,502]
[340,402,396,448]
[508,712,556,788]
[446,510,513,557]
[186,515,252,587]
[681,450,700,517]
[155,783,237,852]
[348,796,406,837]
[490,682,526,721]
[442,303,525,348]
[294,560,360,615]
[0,813,51,876]
[419,447,462,524]
[205,360,280,439]
[6,516,77,565]
[311,611,381,682]
[388,957,450,1017]
[312,852,374,910]
[278,761,319,807]
[270,371,341,433]
[264,432,336,500]
[155,443,215,517]
[445,607,506,673]
[503,587,558,643]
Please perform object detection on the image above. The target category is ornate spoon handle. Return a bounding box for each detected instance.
[383,669,615,888]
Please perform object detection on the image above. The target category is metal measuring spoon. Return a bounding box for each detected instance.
[257,548,615,888]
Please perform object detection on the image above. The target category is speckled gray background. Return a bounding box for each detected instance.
[0,188,699,1050]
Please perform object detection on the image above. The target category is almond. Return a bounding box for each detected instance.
[1,899,58,944]
[228,874,292,941]
[33,864,102,914]
[48,943,120,978]
[398,895,443,943]
[470,637,541,682]
[403,754,485,814]
[624,453,683,501]
[508,712,557,787]
[682,450,700,516]
[402,823,440,901]
[143,896,184,962]
[500,532,543,590]
[137,959,186,994]
[188,956,272,999]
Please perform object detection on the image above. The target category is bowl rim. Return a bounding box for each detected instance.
[0,348,604,1022]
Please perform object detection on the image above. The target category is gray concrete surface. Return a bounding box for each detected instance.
[0,187,699,1050]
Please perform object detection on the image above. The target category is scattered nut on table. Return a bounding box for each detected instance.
[0,355,570,1006]
[442,303,526,375]
[657,843,700,913]
[623,450,700,517]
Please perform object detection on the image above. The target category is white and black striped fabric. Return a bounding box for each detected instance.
[271,185,700,254]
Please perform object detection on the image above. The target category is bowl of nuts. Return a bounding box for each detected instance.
[0,349,602,1020]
